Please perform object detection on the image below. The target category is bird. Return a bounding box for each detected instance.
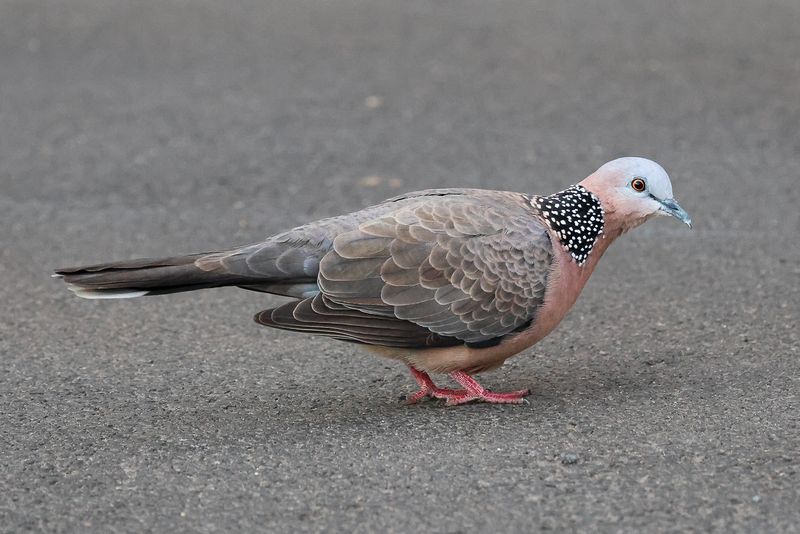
[54,157,691,406]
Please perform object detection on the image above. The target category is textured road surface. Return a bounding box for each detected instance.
[2,1,799,532]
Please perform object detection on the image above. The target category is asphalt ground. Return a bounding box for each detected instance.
[1,1,799,532]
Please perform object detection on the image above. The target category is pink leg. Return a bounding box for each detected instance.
[406,366,530,406]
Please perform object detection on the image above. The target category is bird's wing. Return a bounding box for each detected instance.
[259,192,555,347]
[194,189,495,298]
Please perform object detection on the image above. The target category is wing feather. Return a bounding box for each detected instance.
[315,192,554,346]
[248,190,553,348]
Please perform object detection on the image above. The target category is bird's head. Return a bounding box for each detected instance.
[580,156,692,231]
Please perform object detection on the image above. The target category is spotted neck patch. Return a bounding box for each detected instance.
[529,185,604,265]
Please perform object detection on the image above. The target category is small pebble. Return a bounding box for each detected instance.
[560,452,579,465]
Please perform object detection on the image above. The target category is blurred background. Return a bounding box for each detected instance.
[1,1,799,532]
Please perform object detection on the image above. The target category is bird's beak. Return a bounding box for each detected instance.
[659,198,692,228]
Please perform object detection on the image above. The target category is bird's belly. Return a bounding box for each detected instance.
[366,324,552,374]
[364,343,517,374]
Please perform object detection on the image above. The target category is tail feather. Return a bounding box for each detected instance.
[69,288,150,300]
[54,253,251,299]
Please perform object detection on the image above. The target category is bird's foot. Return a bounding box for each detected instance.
[444,370,530,405]
[406,386,470,404]
[440,388,531,406]
[406,366,530,406]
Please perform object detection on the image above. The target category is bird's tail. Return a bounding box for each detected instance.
[53,253,250,299]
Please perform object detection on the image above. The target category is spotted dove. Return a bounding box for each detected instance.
[55,157,691,405]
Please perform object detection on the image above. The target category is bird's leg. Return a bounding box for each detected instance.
[405,366,467,404]
[406,366,530,406]
[406,366,436,404]
[445,371,531,406]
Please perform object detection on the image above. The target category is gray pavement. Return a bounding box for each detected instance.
[2,0,799,532]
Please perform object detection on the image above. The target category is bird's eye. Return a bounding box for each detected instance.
[631,178,646,192]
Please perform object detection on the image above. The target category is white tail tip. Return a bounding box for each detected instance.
[68,286,149,299]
